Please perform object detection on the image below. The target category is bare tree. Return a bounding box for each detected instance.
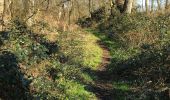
[157,0,161,10]
[110,0,116,15]
[142,0,144,11]
[132,0,136,9]
[89,0,92,17]
[151,0,154,12]
[123,0,134,13]
[0,0,5,31]
[116,0,125,12]
[68,0,74,25]
[165,0,169,9]
[145,0,149,13]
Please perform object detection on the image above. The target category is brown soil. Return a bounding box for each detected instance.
[88,41,114,100]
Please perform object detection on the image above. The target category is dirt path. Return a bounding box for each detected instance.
[97,41,111,71]
[88,41,115,100]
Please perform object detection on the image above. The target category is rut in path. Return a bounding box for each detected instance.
[87,41,115,100]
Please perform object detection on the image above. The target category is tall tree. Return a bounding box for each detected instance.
[116,0,124,12]
[89,0,92,17]
[0,0,5,30]
[165,0,169,9]
[22,0,30,20]
[123,0,134,13]
[145,0,149,13]
[110,0,116,15]
[142,0,144,11]
[157,0,161,10]
[68,0,74,25]
[132,0,136,9]
[151,0,154,12]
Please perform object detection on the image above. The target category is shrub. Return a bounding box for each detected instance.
[0,20,49,66]
[77,7,107,28]
[0,18,103,99]
[98,13,170,49]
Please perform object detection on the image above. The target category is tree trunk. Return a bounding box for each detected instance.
[68,0,74,25]
[165,0,169,9]
[116,0,124,13]
[145,0,149,13]
[123,0,134,14]
[75,0,81,19]
[0,0,4,14]
[89,0,92,17]
[110,0,116,15]
[142,0,144,11]
[132,0,136,9]
[0,0,5,31]
[22,0,29,20]
[151,0,154,12]
[157,0,161,10]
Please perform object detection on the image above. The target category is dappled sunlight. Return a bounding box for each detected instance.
[0,0,170,99]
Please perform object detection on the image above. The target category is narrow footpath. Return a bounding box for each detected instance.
[89,41,115,100]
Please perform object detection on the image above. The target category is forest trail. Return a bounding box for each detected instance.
[98,41,111,71]
[87,39,115,100]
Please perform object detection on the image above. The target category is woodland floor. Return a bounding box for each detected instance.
[85,37,115,100]
[85,30,170,100]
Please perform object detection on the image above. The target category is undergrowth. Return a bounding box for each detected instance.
[82,10,170,99]
[0,19,102,99]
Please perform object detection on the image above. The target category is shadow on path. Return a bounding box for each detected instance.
[0,51,31,100]
[83,40,117,100]
[84,29,170,100]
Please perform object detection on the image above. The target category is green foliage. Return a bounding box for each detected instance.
[57,31,102,69]
[1,20,48,66]
[31,77,63,99]
[3,10,170,100]
[112,82,130,91]
[85,12,170,99]
[99,13,170,48]
[30,60,96,99]
[62,80,96,100]
[91,7,107,22]
[0,19,103,99]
